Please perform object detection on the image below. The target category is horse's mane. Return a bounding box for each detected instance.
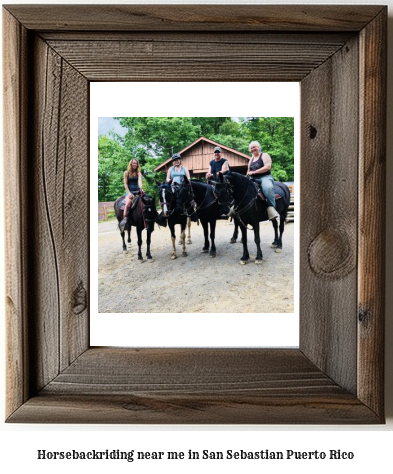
[190,179,209,187]
[226,171,248,181]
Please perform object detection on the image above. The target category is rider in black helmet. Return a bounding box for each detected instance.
[166,153,191,184]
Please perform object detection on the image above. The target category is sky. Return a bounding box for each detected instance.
[98,117,127,136]
[98,117,245,137]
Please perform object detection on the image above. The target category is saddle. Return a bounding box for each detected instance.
[251,181,284,202]
[119,194,141,211]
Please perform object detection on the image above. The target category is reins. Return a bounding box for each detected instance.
[140,194,147,229]
[192,185,217,212]
[222,177,257,230]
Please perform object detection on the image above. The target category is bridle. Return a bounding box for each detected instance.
[191,182,218,213]
[214,176,257,229]
[159,184,176,217]
[177,182,193,216]
[140,195,156,229]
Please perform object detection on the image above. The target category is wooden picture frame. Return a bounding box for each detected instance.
[3,5,386,424]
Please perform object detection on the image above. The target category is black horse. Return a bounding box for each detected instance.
[157,181,190,259]
[114,193,158,260]
[179,177,229,258]
[213,171,290,264]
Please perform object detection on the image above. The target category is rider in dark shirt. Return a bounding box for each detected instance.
[206,146,229,181]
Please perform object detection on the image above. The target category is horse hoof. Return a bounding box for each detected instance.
[230,238,236,244]
[182,253,188,257]
[210,252,216,258]
[275,248,282,253]
[202,249,209,253]
[187,239,192,244]
[171,255,177,260]
[255,259,263,264]
[240,260,248,265]
[148,258,154,263]
[271,243,277,248]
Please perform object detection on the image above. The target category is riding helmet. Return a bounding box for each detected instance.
[172,153,182,161]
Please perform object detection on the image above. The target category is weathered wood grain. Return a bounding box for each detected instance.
[300,36,359,394]
[29,36,90,388]
[358,9,387,417]
[7,349,379,424]
[3,5,386,424]
[3,8,30,418]
[3,5,384,31]
[44,37,349,82]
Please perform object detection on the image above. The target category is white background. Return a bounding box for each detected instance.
[1,0,392,472]
[90,82,300,348]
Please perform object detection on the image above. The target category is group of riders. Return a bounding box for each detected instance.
[119,140,280,231]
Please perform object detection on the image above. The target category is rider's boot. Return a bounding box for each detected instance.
[267,206,280,220]
[119,217,127,233]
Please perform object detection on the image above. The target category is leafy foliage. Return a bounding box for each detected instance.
[98,117,294,202]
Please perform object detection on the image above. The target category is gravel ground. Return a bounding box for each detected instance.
[98,218,294,313]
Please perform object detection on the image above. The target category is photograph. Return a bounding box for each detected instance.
[97,117,295,314]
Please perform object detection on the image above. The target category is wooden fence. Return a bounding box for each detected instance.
[98,201,116,221]
[98,191,294,223]
[287,193,295,223]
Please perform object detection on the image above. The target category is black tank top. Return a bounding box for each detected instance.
[127,174,139,193]
[249,154,271,176]
[210,158,228,180]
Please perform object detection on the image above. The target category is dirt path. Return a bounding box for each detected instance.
[98,218,294,313]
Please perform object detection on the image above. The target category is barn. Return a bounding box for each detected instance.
[154,136,251,179]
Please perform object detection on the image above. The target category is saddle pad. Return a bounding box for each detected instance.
[258,193,282,201]
[119,197,126,211]
[119,195,141,211]
[251,180,283,201]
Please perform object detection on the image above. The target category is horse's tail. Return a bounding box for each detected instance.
[113,195,125,222]
[275,182,291,219]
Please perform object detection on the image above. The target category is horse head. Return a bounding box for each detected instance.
[211,172,233,215]
[176,177,192,215]
[141,195,158,233]
[158,182,175,217]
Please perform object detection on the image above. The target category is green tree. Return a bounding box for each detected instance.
[98,116,295,203]
[98,135,129,201]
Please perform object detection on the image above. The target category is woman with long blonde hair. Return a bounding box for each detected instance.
[119,158,143,230]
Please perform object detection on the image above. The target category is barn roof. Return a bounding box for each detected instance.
[154,136,250,172]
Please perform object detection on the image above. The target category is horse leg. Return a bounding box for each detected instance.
[201,220,209,253]
[231,219,243,243]
[240,225,250,264]
[254,223,263,264]
[187,216,192,244]
[181,223,187,257]
[209,220,216,258]
[271,218,279,249]
[169,223,177,259]
[136,226,143,261]
[120,229,127,251]
[146,230,153,261]
[127,228,131,247]
[275,216,285,253]
[230,220,239,243]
